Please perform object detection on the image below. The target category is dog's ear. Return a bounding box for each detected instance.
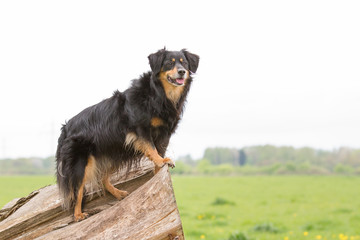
[181,49,200,73]
[148,48,166,74]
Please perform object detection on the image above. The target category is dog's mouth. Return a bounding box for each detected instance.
[167,75,185,86]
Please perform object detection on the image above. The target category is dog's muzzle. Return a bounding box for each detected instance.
[167,68,187,86]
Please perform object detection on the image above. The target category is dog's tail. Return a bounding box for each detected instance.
[56,126,94,209]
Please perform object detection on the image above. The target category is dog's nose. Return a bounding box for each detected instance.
[178,69,186,76]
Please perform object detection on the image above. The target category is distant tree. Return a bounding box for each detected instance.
[0,156,55,175]
[239,149,246,166]
[176,154,196,167]
[296,147,316,164]
[196,159,213,174]
[334,163,354,174]
[204,147,238,165]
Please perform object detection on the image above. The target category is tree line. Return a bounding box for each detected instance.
[0,156,55,175]
[172,145,360,175]
[1,145,360,175]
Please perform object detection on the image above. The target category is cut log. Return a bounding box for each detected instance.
[0,160,184,240]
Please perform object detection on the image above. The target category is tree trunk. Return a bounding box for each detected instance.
[0,161,184,240]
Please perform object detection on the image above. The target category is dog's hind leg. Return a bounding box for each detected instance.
[102,175,128,200]
[74,155,96,222]
[74,177,88,221]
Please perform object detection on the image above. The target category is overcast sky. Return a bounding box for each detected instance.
[0,0,359,160]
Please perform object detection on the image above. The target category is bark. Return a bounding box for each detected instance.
[0,161,184,240]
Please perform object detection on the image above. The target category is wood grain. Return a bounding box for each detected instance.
[0,160,184,240]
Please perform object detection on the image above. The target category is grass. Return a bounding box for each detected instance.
[0,175,55,208]
[211,197,236,206]
[1,175,360,240]
[171,176,360,240]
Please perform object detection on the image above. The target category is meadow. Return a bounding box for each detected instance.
[172,176,360,240]
[1,175,360,240]
[0,175,56,207]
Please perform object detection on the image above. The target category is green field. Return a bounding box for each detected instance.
[1,175,360,240]
[0,175,56,208]
[172,176,360,240]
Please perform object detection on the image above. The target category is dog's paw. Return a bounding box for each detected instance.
[163,158,175,168]
[113,190,128,200]
[154,157,175,174]
[74,212,89,222]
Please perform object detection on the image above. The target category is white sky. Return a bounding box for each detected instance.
[0,0,359,159]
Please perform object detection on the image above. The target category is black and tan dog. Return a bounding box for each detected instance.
[56,48,199,221]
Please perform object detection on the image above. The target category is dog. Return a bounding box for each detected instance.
[56,48,199,221]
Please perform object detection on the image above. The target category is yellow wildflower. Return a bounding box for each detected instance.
[200,234,205,239]
[339,234,349,240]
[304,232,308,236]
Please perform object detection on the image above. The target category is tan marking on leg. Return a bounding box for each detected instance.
[103,175,128,200]
[73,155,96,222]
[133,136,174,170]
[143,145,164,167]
[74,179,87,221]
[125,133,175,172]
[151,117,164,127]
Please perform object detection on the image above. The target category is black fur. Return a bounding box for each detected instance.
[56,49,199,209]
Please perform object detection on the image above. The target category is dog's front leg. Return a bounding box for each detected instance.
[125,132,175,173]
[143,144,175,173]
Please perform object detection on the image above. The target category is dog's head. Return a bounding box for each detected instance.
[148,48,199,87]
